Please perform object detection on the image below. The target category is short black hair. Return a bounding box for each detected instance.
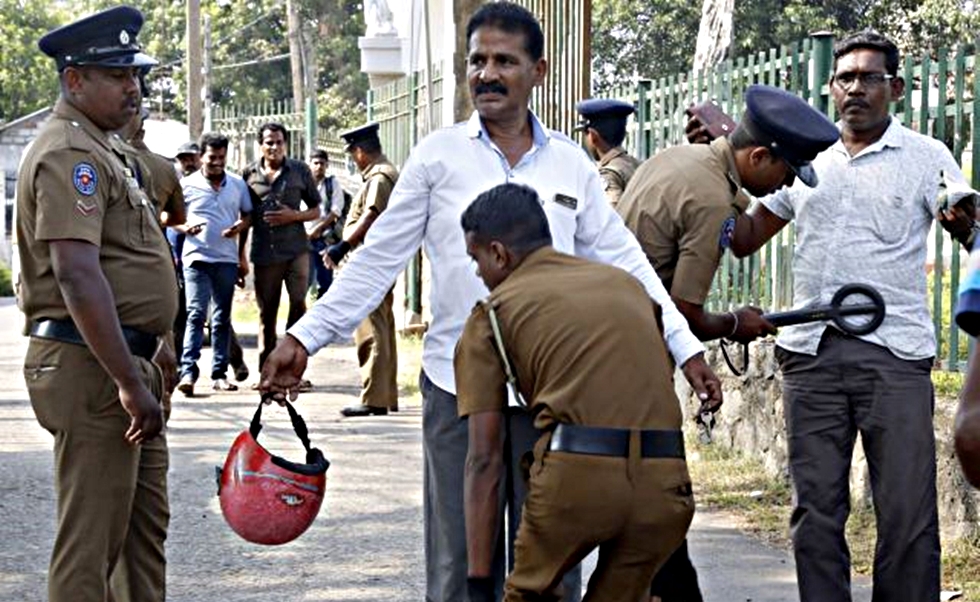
[258,121,289,144]
[311,148,329,161]
[461,183,552,255]
[590,119,627,148]
[833,30,900,77]
[466,1,544,61]
[728,122,762,150]
[350,136,382,155]
[199,132,229,152]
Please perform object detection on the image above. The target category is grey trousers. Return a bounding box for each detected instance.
[421,372,582,602]
[777,330,940,602]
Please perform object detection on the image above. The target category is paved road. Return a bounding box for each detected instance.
[0,298,872,601]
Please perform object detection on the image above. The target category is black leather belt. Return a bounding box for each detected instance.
[30,319,158,361]
[549,424,685,459]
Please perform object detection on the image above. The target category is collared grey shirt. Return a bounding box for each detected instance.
[762,117,976,360]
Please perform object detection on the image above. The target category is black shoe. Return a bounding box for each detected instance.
[340,405,389,417]
[233,364,249,383]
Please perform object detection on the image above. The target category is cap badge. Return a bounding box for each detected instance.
[119,30,130,45]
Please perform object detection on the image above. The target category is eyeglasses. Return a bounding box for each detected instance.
[832,72,894,89]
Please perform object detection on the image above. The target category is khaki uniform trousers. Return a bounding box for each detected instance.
[505,438,694,602]
[354,289,398,409]
[24,338,169,602]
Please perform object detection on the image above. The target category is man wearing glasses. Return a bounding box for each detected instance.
[700,31,978,601]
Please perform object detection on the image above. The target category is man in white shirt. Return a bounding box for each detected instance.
[260,3,720,600]
[723,31,978,602]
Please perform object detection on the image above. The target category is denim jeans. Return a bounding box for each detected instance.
[308,237,334,300]
[180,261,239,381]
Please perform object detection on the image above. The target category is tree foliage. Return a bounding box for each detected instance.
[592,0,980,92]
[0,0,366,131]
[0,0,64,122]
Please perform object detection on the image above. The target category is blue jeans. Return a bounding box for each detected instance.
[180,261,238,381]
[309,237,334,300]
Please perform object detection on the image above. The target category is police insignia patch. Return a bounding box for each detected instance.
[719,216,736,249]
[72,163,98,196]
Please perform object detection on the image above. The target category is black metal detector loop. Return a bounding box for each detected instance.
[720,283,886,376]
[763,283,886,336]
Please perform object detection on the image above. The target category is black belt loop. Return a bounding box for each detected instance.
[548,423,685,459]
[29,318,158,361]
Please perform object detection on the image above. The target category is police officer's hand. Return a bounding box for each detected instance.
[119,380,164,445]
[152,337,179,394]
[325,240,351,268]
[685,115,713,145]
[259,335,310,404]
[729,306,778,344]
[680,352,723,414]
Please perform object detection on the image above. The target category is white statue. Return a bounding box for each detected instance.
[365,0,398,37]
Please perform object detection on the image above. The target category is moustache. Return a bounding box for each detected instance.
[843,99,869,111]
[475,82,508,97]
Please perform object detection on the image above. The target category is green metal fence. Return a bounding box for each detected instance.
[607,33,980,370]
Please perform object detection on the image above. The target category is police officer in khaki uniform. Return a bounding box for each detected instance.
[326,123,400,417]
[616,85,840,602]
[455,183,696,602]
[16,7,177,602]
[575,98,641,207]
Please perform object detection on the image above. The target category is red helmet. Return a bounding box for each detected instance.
[217,399,330,545]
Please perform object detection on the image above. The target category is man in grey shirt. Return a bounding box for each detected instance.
[724,31,977,602]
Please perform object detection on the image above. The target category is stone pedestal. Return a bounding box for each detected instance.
[359,35,408,87]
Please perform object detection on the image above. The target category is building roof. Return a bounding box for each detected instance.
[0,107,54,136]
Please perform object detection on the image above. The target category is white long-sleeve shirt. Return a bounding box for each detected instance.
[289,111,704,394]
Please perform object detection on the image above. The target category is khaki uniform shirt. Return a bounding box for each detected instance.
[616,137,750,305]
[598,146,640,208]
[126,138,184,220]
[343,155,399,245]
[16,99,179,336]
[454,248,681,431]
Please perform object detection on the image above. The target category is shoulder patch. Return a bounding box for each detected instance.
[719,216,736,250]
[73,162,98,196]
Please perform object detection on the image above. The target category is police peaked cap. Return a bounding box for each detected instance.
[574,99,635,132]
[741,85,839,187]
[39,5,157,72]
[340,122,381,151]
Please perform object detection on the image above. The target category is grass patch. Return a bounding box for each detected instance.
[933,370,965,399]
[397,332,424,403]
[687,436,980,596]
[0,264,12,297]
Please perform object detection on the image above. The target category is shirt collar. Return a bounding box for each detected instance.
[709,137,744,194]
[598,146,627,167]
[53,97,113,152]
[831,115,904,158]
[359,154,390,179]
[466,110,550,148]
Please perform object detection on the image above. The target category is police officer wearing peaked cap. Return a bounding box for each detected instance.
[329,121,401,417]
[575,98,641,207]
[618,83,839,602]
[739,84,839,187]
[18,6,177,602]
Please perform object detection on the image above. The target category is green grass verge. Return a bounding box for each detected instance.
[687,436,980,597]
[396,332,424,402]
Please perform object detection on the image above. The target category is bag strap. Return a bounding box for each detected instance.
[480,299,527,408]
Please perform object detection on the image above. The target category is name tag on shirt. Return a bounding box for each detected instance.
[554,193,578,210]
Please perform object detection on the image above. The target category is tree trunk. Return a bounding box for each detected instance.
[453,0,482,122]
[693,0,735,74]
